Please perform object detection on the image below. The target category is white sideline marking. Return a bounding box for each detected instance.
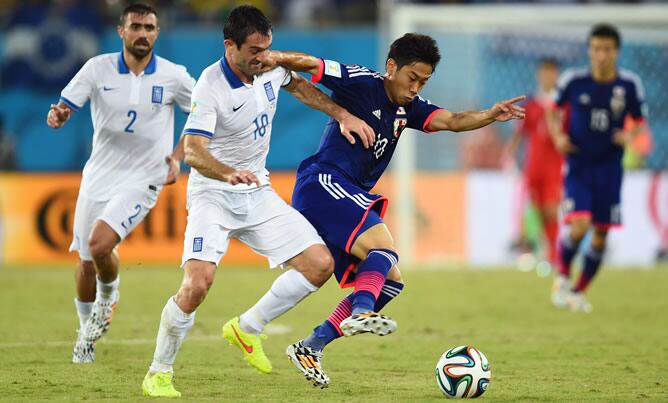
[0,324,293,349]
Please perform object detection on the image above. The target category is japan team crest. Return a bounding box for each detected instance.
[610,85,626,119]
[393,106,407,138]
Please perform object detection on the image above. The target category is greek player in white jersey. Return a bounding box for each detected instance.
[46,4,195,364]
[141,5,375,398]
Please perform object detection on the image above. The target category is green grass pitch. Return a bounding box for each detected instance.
[0,265,667,402]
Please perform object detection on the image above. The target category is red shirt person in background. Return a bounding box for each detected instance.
[504,58,563,266]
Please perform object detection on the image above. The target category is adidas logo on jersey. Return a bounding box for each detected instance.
[372,109,381,120]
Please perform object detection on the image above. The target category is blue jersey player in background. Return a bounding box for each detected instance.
[258,33,525,387]
[548,24,648,313]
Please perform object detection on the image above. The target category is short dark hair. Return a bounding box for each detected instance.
[588,23,621,49]
[120,3,158,25]
[386,33,441,72]
[538,57,559,69]
[223,5,272,48]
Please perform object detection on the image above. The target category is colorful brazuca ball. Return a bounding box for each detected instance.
[435,346,491,398]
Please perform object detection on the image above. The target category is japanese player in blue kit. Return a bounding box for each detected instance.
[255,33,526,387]
[548,24,647,313]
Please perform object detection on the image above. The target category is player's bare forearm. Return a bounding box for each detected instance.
[271,51,321,76]
[286,75,347,121]
[428,109,496,133]
[183,135,235,182]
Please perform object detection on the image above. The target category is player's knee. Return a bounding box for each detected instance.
[591,229,608,251]
[306,251,334,286]
[569,223,589,242]
[88,236,115,259]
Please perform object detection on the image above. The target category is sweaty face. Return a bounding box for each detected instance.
[119,12,159,59]
[386,60,433,106]
[588,37,618,75]
[227,32,272,77]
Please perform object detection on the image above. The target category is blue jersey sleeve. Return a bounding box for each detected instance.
[407,95,442,133]
[312,59,380,96]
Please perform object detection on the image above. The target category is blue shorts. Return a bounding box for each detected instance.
[562,158,622,228]
[292,169,388,288]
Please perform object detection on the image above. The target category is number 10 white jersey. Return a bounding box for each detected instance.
[183,55,292,193]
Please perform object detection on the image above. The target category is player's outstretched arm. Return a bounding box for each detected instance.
[427,95,526,133]
[284,74,375,149]
[258,51,320,76]
[183,135,259,186]
[46,102,74,129]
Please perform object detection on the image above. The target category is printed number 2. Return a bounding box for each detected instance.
[120,204,142,230]
[125,110,137,133]
[253,113,269,140]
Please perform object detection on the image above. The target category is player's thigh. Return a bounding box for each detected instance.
[70,193,106,261]
[98,186,161,241]
[181,192,231,267]
[350,223,395,260]
[236,187,325,269]
[562,171,593,223]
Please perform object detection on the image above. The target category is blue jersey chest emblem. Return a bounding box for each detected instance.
[152,86,164,104]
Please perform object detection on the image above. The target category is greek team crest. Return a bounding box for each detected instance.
[193,237,203,252]
[264,81,275,102]
[152,86,163,104]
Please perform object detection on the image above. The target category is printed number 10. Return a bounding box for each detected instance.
[253,113,269,140]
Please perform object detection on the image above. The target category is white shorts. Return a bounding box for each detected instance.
[69,186,161,260]
[182,186,324,268]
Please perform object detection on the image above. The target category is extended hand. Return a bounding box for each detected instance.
[338,113,375,149]
[490,96,526,122]
[257,50,281,73]
[164,155,180,185]
[46,103,72,128]
[226,170,260,186]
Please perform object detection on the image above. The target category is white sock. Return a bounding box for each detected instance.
[149,296,195,374]
[96,275,120,302]
[239,269,318,334]
[74,298,93,330]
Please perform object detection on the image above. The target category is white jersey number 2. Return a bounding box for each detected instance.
[125,110,138,133]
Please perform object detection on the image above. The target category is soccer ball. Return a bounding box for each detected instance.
[435,346,491,398]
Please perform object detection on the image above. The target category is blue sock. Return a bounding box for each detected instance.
[558,235,580,277]
[574,247,604,292]
[303,294,353,351]
[374,279,404,312]
[303,320,341,352]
